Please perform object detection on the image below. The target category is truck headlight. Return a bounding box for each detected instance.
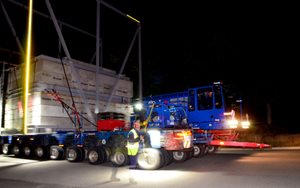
[241,121,250,129]
[226,119,238,129]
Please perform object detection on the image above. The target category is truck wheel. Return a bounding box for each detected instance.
[2,144,11,155]
[87,148,101,164]
[137,148,161,170]
[207,146,219,153]
[87,147,106,164]
[12,145,23,157]
[50,146,64,160]
[35,146,47,159]
[159,149,172,167]
[167,151,174,165]
[193,144,205,158]
[186,149,194,160]
[172,151,188,163]
[23,145,33,158]
[102,145,112,162]
[66,146,85,162]
[110,148,129,167]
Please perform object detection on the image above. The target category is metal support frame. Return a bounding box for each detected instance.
[95,0,101,113]
[45,0,95,124]
[98,0,143,111]
[104,26,141,111]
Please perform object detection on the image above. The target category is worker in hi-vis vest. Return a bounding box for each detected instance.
[127,119,144,169]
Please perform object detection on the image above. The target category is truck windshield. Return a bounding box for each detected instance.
[197,88,213,110]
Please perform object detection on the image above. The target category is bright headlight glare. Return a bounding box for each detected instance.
[134,102,143,110]
[241,121,250,129]
[227,119,238,128]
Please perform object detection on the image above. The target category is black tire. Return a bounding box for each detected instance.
[110,148,129,167]
[159,149,172,167]
[87,147,106,165]
[12,145,23,157]
[2,144,11,155]
[207,145,219,153]
[23,145,33,158]
[193,144,205,158]
[186,149,194,160]
[50,146,65,160]
[166,150,174,165]
[172,151,188,163]
[102,145,112,162]
[35,146,48,159]
[87,148,101,164]
[66,146,85,162]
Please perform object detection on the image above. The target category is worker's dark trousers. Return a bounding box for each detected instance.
[129,155,137,169]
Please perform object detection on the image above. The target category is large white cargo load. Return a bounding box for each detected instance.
[1,55,133,133]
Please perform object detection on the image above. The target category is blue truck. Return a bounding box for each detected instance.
[142,82,270,159]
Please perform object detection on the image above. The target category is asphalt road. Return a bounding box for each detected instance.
[1,148,300,188]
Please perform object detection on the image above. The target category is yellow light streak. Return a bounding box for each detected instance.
[23,0,33,134]
[126,14,140,23]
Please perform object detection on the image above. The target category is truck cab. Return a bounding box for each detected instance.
[187,82,249,133]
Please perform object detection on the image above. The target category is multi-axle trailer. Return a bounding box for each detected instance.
[0,90,194,170]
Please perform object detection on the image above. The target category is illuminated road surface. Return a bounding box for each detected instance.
[1,148,300,188]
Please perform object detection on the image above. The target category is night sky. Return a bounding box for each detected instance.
[0,1,298,133]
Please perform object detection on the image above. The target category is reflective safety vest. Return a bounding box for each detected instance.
[127,129,139,156]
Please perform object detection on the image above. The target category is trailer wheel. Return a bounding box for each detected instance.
[110,148,129,167]
[186,149,194,160]
[2,144,11,155]
[66,146,85,162]
[159,149,172,167]
[50,146,64,160]
[158,149,167,168]
[12,145,23,157]
[23,146,33,158]
[102,145,112,162]
[193,144,205,158]
[172,151,188,163]
[166,150,174,165]
[207,146,219,153]
[35,146,47,159]
[137,148,161,170]
[87,147,106,164]
[87,148,101,164]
